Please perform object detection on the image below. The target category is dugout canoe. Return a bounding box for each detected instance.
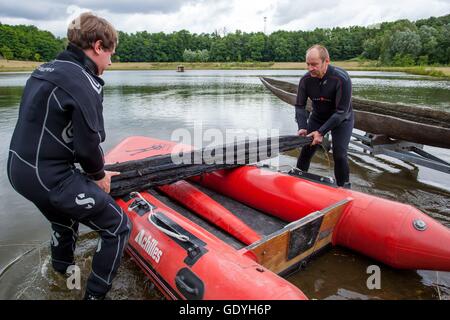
[260,77,450,149]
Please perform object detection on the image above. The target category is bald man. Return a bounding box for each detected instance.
[295,45,354,188]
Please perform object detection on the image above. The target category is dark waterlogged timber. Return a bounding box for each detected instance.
[106,135,312,197]
[260,77,450,149]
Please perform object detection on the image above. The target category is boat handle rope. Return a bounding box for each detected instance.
[129,192,190,242]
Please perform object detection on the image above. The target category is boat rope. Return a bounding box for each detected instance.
[130,192,190,242]
[148,216,190,242]
[318,142,332,174]
[283,140,333,178]
[0,247,36,280]
[436,271,442,300]
[283,139,332,175]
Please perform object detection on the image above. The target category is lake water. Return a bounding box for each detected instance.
[0,69,449,300]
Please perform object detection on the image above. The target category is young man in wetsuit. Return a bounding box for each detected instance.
[295,45,354,188]
[7,12,130,300]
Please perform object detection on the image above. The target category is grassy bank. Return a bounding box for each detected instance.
[1,59,448,78]
[0,60,41,72]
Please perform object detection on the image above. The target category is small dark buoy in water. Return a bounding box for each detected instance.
[177,65,185,72]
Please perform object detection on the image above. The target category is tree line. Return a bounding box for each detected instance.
[0,24,64,62]
[0,14,449,66]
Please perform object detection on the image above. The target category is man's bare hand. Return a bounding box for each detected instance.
[307,131,323,145]
[94,171,120,193]
[297,129,308,137]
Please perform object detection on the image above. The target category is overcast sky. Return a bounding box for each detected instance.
[1,0,449,37]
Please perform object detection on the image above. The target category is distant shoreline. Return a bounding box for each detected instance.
[1,60,448,78]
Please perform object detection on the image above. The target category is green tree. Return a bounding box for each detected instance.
[0,45,13,60]
[433,23,450,64]
[362,37,381,60]
[418,25,438,62]
[388,30,422,64]
[269,33,291,61]
[199,49,209,62]
[1,14,449,65]
[290,33,308,61]
[247,33,265,61]
[182,49,209,62]
[391,53,416,66]
[210,38,228,61]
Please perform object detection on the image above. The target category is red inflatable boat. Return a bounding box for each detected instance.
[106,136,450,300]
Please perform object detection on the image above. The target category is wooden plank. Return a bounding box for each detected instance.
[245,198,351,274]
[108,135,313,197]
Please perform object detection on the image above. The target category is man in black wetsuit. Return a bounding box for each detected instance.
[295,45,354,188]
[7,12,130,300]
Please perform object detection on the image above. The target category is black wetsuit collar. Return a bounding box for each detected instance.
[321,64,334,80]
[57,43,101,78]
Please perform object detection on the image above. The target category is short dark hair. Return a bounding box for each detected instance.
[67,12,118,51]
[306,44,330,62]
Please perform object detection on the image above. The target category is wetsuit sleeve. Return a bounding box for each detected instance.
[72,104,105,180]
[295,77,309,130]
[318,76,352,135]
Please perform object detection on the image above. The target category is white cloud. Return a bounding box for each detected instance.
[0,0,449,37]
[274,0,450,31]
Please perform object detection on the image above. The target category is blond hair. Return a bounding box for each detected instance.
[67,12,118,51]
[306,44,330,62]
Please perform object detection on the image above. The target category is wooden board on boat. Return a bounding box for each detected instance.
[246,198,351,275]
